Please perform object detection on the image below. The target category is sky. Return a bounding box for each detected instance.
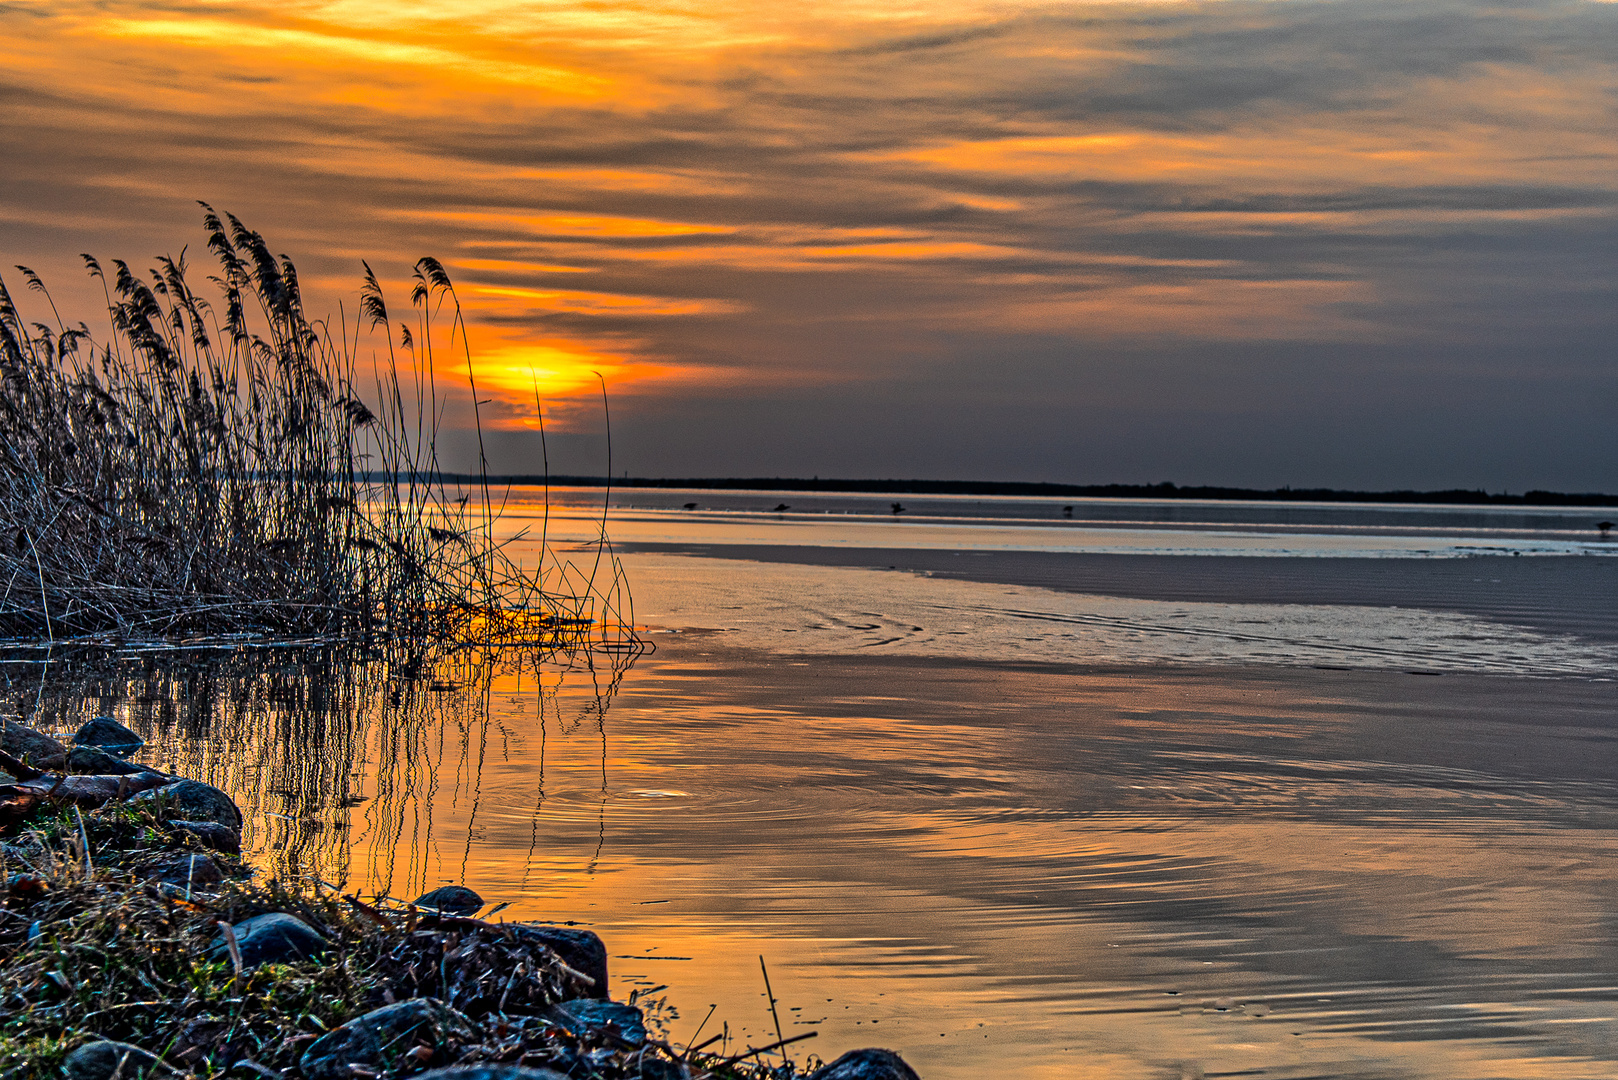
[0,0,1614,489]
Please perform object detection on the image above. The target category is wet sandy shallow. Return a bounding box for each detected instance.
[117,632,1618,1080]
[617,543,1618,644]
[613,551,1618,677]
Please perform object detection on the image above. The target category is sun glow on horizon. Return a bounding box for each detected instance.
[468,337,680,412]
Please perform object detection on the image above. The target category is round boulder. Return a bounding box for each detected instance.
[74,716,144,754]
[300,999,475,1080]
[414,884,483,916]
[812,1049,922,1080]
[208,912,327,969]
[129,779,242,830]
[1,719,67,768]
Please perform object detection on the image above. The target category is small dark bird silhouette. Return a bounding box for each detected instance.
[891,502,905,514]
[1063,505,1073,518]
[683,502,698,510]
[771,503,790,513]
[1599,521,1613,536]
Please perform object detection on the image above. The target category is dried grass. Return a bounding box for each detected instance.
[0,209,634,651]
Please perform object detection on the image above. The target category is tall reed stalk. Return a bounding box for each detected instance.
[0,208,631,648]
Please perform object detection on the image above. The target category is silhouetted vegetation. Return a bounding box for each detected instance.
[0,210,632,647]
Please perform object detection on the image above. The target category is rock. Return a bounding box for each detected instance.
[168,819,241,854]
[8,770,169,807]
[63,1040,180,1079]
[208,912,327,969]
[299,999,475,1080]
[415,884,483,916]
[67,744,149,775]
[134,853,225,889]
[129,778,242,830]
[811,1049,922,1080]
[1,719,66,768]
[412,1069,569,1080]
[547,999,646,1045]
[512,925,609,999]
[74,716,144,754]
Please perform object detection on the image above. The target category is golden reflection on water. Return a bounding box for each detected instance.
[7,639,1618,1079]
[7,643,632,897]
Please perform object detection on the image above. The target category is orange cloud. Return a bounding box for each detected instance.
[499,169,749,196]
[451,259,596,275]
[413,211,736,239]
[467,284,745,317]
[92,17,608,98]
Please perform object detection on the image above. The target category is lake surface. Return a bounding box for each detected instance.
[24,490,1618,1079]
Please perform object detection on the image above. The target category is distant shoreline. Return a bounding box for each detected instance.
[426,474,1618,508]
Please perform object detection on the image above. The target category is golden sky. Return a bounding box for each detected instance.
[1,0,1615,485]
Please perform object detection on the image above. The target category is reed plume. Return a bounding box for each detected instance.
[0,208,631,648]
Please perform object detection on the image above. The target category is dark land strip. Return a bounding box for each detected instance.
[453,476,1618,507]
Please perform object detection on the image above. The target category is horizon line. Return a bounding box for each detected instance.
[397,474,1618,509]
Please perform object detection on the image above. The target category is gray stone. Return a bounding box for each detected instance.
[74,716,144,754]
[67,744,148,775]
[135,853,225,889]
[548,999,646,1045]
[209,912,327,969]
[512,924,609,999]
[168,819,241,854]
[1,719,66,767]
[299,999,475,1080]
[129,778,242,830]
[415,884,483,916]
[811,1050,921,1080]
[63,1041,180,1080]
[412,1069,569,1080]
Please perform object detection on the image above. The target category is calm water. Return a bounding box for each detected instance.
[21,490,1618,1079]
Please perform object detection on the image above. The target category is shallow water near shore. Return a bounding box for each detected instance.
[13,492,1618,1078]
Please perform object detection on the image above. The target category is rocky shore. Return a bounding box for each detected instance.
[0,717,921,1080]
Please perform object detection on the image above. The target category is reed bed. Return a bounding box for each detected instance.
[0,208,632,650]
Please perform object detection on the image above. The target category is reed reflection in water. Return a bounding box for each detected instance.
[1,642,635,900]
